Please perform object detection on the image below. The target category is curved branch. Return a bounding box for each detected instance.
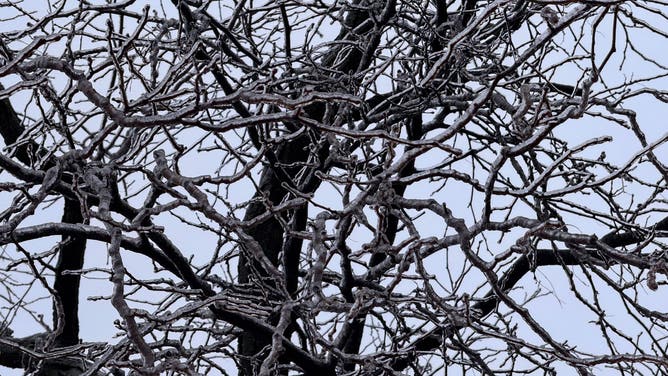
[2,223,179,276]
[392,215,668,371]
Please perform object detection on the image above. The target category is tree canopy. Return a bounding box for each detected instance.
[0,0,667,375]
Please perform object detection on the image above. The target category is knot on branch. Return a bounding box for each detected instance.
[647,251,668,291]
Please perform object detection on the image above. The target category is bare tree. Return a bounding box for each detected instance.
[0,0,667,375]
